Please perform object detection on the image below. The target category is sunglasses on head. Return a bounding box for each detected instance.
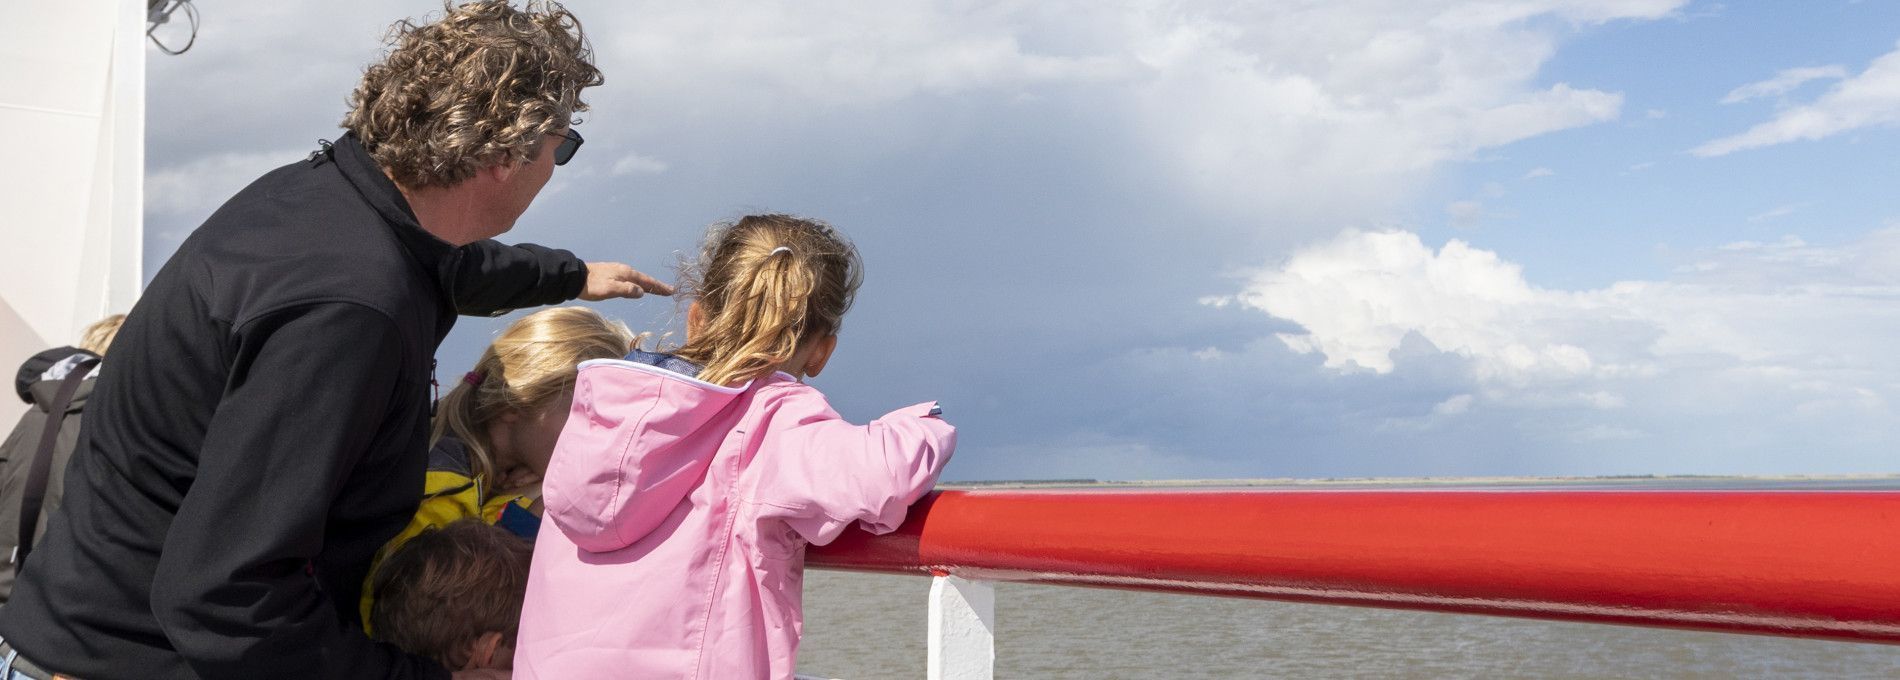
[550,128,584,166]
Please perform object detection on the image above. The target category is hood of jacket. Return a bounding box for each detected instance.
[542,355,768,553]
[15,346,95,404]
[16,347,99,413]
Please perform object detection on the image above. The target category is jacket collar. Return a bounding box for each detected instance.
[329,132,458,282]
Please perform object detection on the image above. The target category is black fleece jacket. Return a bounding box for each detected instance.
[0,134,587,680]
[0,347,100,604]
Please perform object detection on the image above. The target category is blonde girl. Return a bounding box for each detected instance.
[432,306,637,508]
[361,305,634,625]
[516,214,956,679]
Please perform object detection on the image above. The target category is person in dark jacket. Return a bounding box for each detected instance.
[0,3,668,680]
[0,314,124,604]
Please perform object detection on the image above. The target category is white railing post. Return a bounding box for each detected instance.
[927,574,994,680]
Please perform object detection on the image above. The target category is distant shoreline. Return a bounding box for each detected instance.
[940,473,1900,490]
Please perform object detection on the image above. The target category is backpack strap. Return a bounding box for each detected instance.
[13,357,99,570]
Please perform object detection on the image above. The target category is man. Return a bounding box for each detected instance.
[0,3,660,679]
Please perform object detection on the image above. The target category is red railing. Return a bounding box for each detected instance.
[807,489,1900,644]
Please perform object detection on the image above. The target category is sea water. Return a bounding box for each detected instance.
[798,570,1900,678]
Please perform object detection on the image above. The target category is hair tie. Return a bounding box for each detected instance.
[462,371,486,387]
[768,246,793,257]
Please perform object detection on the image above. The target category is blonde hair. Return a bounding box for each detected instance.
[674,215,863,386]
[343,0,603,188]
[433,307,634,489]
[78,314,126,356]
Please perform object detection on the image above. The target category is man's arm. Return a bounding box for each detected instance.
[444,241,674,317]
[442,241,588,316]
[147,302,449,680]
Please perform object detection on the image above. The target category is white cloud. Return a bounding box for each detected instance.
[610,153,669,176]
[598,2,1131,111]
[1226,228,1900,416]
[1580,391,1625,410]
[1433,393,1476,416]
[1446,200,1486,228]
[1523,167,1556,179]
[1719,65,1848,104]
[1696,45,1900,156]
[590,0,1679,222]
[1747,204,1799,222]
[1234,230,1591,379]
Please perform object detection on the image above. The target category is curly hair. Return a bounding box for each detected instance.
[343,1,604,188]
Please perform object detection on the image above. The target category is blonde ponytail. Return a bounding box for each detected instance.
[674,214,862,386]
[432,306,635,490]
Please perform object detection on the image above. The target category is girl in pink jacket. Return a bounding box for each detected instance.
[515,214,956,678]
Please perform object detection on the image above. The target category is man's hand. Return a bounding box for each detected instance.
[581,262,675,300]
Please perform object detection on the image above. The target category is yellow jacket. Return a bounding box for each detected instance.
[359,436,536,627]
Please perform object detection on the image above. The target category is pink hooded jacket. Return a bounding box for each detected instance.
[516,357,955,679]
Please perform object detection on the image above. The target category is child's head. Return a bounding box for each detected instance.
[370,520,533,670]
[78,313,127,356]
[674,214,863,386]
[434,306,635,487]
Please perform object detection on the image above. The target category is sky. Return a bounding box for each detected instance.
[141,1,1900,481]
